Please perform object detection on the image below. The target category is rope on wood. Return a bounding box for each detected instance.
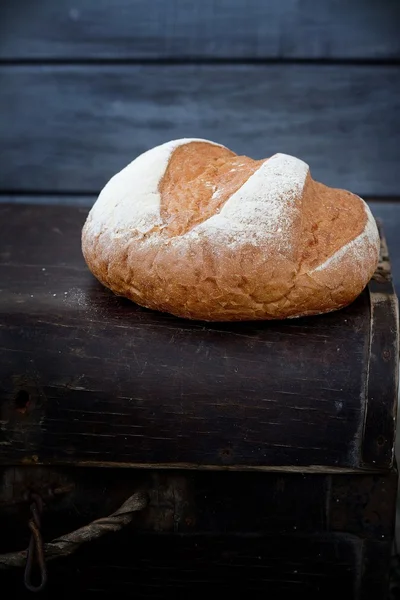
[0,491,148,570]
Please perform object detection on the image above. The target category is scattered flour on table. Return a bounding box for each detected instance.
[63,287,90,309]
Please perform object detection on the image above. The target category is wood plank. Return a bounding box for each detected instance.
[0,300,370,470]
[0,204,376,470]
[1,0,399,60]
[362,228,399,468]
[1,65,399,196]
[0,195,94,207]
[0,466,396,597]
[0,532,392,599]
[1,467,395,539]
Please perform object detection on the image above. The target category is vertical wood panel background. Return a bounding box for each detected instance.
[1,0,400,60]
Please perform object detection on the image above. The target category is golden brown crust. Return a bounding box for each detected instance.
[160,142,263,236]
[298,178,367,273]
[82,139,380,321]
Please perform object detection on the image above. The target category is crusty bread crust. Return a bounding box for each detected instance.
[82,139,380,321]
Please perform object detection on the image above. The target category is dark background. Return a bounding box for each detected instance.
[0,0,399,285]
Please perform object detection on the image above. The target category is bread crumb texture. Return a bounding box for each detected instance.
[82,138,380,321]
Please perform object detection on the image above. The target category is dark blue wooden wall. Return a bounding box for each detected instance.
[0,0,399,283]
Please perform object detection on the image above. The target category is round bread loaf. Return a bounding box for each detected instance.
[82,138,380,321]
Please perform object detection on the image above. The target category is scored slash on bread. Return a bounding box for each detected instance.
[82,138,380,321]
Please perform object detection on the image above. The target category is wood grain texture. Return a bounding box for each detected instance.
[0,65,399,196]
[0,289,370,470]
[0,0,399,60]
[0,194,95,207]
[0,204,397,471]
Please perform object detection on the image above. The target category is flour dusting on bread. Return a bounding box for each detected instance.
[86,138,223,237]
[193,153,308,254]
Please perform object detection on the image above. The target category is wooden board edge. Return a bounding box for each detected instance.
[0,458,392,475]
[362,221,399,468]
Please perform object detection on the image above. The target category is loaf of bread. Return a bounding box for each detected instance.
[82,138,380,321]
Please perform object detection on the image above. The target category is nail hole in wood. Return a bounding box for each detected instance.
[220,447,234,459]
